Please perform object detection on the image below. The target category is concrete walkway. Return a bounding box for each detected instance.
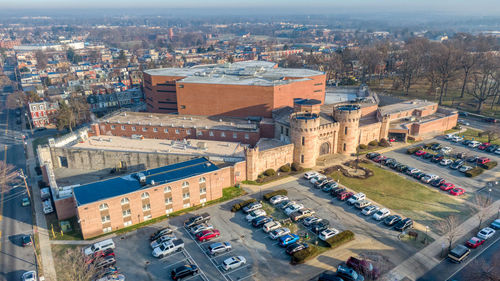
[383,198,500,281]
[25,138,57,281]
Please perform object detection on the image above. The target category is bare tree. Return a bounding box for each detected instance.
[0,161,21,194]
[473,194,492,230]
[55,101,76,132]
[395,39,428,95]
[463,252,500,281]
[467,54,499,113]
[431,44,460,105]
[434,215,461,251]
[457,51,478,99]
[6,91,27,109]
[35,50,48,70]
[56,247,106,281]
[359,47,383,82]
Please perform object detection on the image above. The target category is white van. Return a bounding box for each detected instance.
[42,199,53,214]
[40,187,51,200]
[83,239,115,256]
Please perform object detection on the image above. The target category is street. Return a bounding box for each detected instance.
[0,93,36,281]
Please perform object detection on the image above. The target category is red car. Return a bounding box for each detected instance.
[415,150,427,156]
[346,257,381,279]
[440,183,455,191]
[85,248,115,264]
[466,237,485,248]
[449,187,465,196]
[477,157,490,165]
[338,191,354,201]
[478,143,491,150]
[195,229,220,242]
[373,156,387,163]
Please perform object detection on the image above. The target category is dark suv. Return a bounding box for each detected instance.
[311,220,330,234]
[184,213,210,228]
[394,218,413,231]
[431,154,444,163]
[171,264,199,280]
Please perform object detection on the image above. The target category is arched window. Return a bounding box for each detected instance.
[164,186,171,193]
[199,177,206,184]
[141,192,150,199]
[99,203,108,211]
[182,181,189,188]
[120,198,129,205]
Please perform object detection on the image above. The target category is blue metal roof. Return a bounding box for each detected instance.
[73,157,219,206]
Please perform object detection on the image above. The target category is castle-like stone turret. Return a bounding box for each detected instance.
[290,99,322,168]
[333,104,362,154]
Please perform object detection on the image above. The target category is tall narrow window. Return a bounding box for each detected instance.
[301,136,305,145]
[343,143,346,151]
[345,127,348,134]
[301,155,304,163]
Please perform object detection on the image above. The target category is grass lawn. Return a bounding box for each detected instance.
[329,163,473,231]
[51,244,80,279]
[459,129,500,146]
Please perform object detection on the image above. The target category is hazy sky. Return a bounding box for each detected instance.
[1,0,499,15]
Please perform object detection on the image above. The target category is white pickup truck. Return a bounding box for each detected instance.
[152,239,184,258]
[347,192,366,205]
[42,199,54,214]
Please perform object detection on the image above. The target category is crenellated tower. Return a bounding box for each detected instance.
[290,99,322,168]
[333,104,362,154]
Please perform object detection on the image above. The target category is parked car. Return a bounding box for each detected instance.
[279,200,296,210]
[269,195,288,205]
[394,218,413,231]
[491,219,500,229]
[415,150,427,156]
[95,256,116,269]
[445,134,456,140]
[151,235,177,249]
[366,152,380,159]
[396,164,409,173]
[311,220,330,234]
[450,160,464,170]
[440,183,455,191]
[331,187,346,197]
[303,216,322,227]
[318,270,342,281]
[310,175,327,185]
[478,143,491,150]
[269,227,291,239]
[421,175,438,184]
[22,235,32,247]
[285,242,309,255]
[431,143,442,151]
[373,208,390,220]
[337,264,365,281]
[322,182,338,192]
[384,215,402,226]
[459,165,473,173]
[83,239,115,256]
[290,208,315,221]
[346,257,380,280]
[430,178,446,187]
[190,223,214,235]
[284,203,305,216]
[242,202,262,213]
[468,141,481,148]
[483,117,498,123]
[452,136,464,142]
[477,157,490,165]
[338,191,354,201]
[150,227,173,241]
[319,228,339,241]
[279,234,300,247]
[431,154,444,163]
[171,264,199,280]
[477,227,496,240]
[96,274,125,281]
[246,209,266,221]
[413,172,426,179]
[361,205,379,216]
[208,242,232,256]
[456,152,467,159]
[276,200,292,209]
[486,144,499,153]
[466,155,479,163]
[315,178,333,188]
[263,221,281,233]
[347,193,366,205]
[152,239,184,258]
[440,159,453,166]
[465,237,485,249]
[252,216,273,228]
[448,245,471,263]
[405,168,420,175]
[195,229,220,242]
[21,271,37,281]
[449,187,465,196]
[372,155,386,163]
[496,148,500,155]
[304,171,319,179]
[222,256,246,271]
[184,213,210,228]
[440,147,453,154]
[423,153,435,160]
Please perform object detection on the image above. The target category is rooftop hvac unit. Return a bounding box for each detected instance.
[150,180,156,186]
[149,122,152,126]
[127,121,130,124]
[197,142,208,149]
[117,121,121,124]
[135,173,146,184]
[149,114,153,118]
[219,119,222,122]
[189,117,193,120]
[171,124,174,127]
[205,126,208,129]
[123,112,127,116]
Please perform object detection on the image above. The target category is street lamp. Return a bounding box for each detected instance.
[488,188,492,199]
[425,225,429,244]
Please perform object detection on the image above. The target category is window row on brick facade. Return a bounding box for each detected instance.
[108,124,250,139]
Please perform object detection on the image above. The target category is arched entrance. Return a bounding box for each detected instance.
[319,142,330,155]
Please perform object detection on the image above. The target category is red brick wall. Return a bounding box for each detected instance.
[55,197,77,220]
[144,73,186,114]
[411,113,458,136]
[361,104,378,118]
[101,123,260,145]
[259,123,275,138]
[274,75,326,109]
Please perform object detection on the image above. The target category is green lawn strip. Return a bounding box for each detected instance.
[399,228,436,250]
[329,163,472,231]
[241,169,310,186]
[51,244,80,279]
[88,186,246,240]
[47,215,83,240]
[458,129,499,145]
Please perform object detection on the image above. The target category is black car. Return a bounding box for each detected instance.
[389,162,401,169]
[384,215,402,226]
[150,227,174,241]
[450,160,464,170]
[276,200,291,209]
[396,165,409,173]
[431,178,445,187]
[486,145,499,153]
[383,158,396,166]
[331,187,346,197]
[22,235,32,247]
[413,172,426,179]
[318,270,344,281]
[366,152,380,159]
[466,156,479,163]
[171,264,199,280]
[455,152,467,159]
[252,216,272,227]
[311,220,330,234]
[431,154,444,163]
[394,218,413,231]
[423,153,435,160]
[483,117,497,123]
[285,243,309,255]
[458,111,469,117]
[431,143,442,151]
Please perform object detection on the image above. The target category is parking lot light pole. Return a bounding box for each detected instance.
[425,226,429,244]
[488,188,492,199]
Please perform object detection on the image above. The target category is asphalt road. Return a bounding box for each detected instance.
[0,94,36,281]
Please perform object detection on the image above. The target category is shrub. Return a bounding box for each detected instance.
[280,164,291,173]
[291,244,318,264]
[263,189,288,201]
[379,138,390,147]
[264,169,276,177]
[231,198,257,212]
[291,162,302,172]
[407,146,423,155]
[465,167,484,177]
[481,161,497,170]
[359,144,368,150]
[325,230,355,248]
[368,140,379,146]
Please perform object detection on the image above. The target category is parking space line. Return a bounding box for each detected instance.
[183,227,230,281]
[163,257,191,269]
[159,250,186,261]
[236,272,257,281]
[223,264,251,276]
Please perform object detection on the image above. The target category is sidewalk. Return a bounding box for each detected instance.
[26,138,57,281]
[383,198,500,281]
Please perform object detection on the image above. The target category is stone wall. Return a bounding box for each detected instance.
[245,144,294,180]
[359,122,383,145]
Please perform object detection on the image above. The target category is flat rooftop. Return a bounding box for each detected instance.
[72,136,247,158]
[74,157,219,206]
[379,99,436,116]
[144,60,323,86]
[103,111,259,132]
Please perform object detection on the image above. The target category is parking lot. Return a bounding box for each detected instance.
[383,136,500,193]
[113,177,420,281]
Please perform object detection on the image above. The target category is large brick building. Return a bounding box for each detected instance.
[143,61,326,117]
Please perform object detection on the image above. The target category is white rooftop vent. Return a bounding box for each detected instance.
[171,124,174,127]
[148,122,152,126]
[149,114,153,118]
[205,126,208,129]
[127,121,130,124]
[160,123,163,126]
[248,120,251,124]
[117,121,121,124]
[150,180,155,185]
[183,117,186,120]
[219,119,222,122]
[123,112,127,116]
[189,117,193,120]
[182,125,185,128]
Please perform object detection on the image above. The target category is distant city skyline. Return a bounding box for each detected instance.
[1,0,499,15]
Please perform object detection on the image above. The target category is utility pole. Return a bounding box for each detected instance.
[18,168,31,199]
